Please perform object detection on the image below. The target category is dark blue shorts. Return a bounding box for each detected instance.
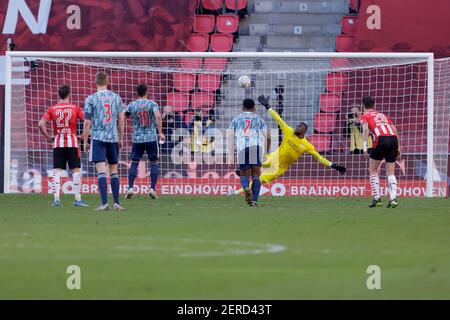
[90,140,119,164]
[130,141,159,162]
[238,146,262,170]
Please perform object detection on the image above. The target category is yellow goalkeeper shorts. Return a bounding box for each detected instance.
[260,153,288,184]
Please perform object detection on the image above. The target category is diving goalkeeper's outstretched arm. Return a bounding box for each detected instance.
[307,149,346,173]
[258,95,293,135]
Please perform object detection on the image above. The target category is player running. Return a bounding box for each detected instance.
[124,84,165,200]
[38,85,88,207]
[83,72,125,211]
[360,96,400,208]
[228,98,269,207]
[232,95,346,196]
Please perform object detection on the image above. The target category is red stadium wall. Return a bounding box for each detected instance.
[0,0,196,52]
[353,0,450,57]
[0,0,197,191]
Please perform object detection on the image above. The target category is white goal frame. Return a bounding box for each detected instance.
[3,51,435,196]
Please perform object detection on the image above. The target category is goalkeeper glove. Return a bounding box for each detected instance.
[257,95,271,110]
[331,163,346,174]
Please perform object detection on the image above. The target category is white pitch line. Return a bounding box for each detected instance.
[115,238,287,258]
[0,234,287,259]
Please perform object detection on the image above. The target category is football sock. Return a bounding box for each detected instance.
[252,176,261,202]
[236,181,255,195]
[98,172,108,205]
[72,171,82,201]
[240,176,250,190]
[128,161,139,189]
[111,173,120,205]
[52,170,61,201]
[387,175,397,200]
[369,172,381,200]
[150,162,159,190]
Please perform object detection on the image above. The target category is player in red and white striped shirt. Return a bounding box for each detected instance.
[38,85,87,207]
[360,96,401,208]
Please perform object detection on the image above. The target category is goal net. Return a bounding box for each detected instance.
[4,52,449,197]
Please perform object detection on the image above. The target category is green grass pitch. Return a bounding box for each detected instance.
[0,194,449,299]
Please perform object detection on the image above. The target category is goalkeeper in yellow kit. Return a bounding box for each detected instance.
[232,95,347,196]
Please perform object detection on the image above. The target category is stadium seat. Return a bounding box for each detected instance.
[336,35,354,52]
[202,0,224,11]
[326,73,348,93]
[166,92,190,113]
[341,16,358,35]
[210,33,234,52]
[307,134,332,152]
[179,58,203,70]
[314,113,337,133]
[225,0,247,11]
[198,73,221,91]
[216,15,239,34]
[330,57,350,70]
[204,58,228,70]
[173,73,196,92]
[349,0,359,12]
[319,93,341,113]
[191,92,215,110]
[187,33,210,52]
[194,15,215,34]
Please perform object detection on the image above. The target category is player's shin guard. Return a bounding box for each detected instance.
[98,172,108,205]
[111,173,120,205]
[387,175,397,200]
[251,176,261,202]
[369,173,381,200]
[72,172,82,201]
[240,176,250,190]
[52,170,61,201]
[128,161,139,189]
[150,162,159,190]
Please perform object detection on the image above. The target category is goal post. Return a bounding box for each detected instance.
[3,51,448,197]
[4,53,12,195]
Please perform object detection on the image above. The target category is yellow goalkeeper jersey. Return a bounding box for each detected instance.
[268,108,332,169]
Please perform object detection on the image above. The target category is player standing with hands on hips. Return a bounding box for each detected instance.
[124,84,165,200]
[39,85,88,207]
[83,72,125,211]
[360,96,400,208]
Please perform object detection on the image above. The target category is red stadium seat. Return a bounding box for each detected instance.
[198,73,221,91]
[225,0,247,11]
[166,92,190,113]
[191,92,215,111]
[349,0,359,12]
[330,58,350,70]
[194,15,215,34]
[216,15,239,34]
[204,58,228,70]
[341,16,358,35]
[336,35,354,52]
[179,58,203,69]
[307,134,332,152]
[319,93,341,113]
[202,0,223,11]
[173,73,196,92]
[210,33,234,52]
[187,33,210,52]
[326,73,348,93]
[314,113,337,133]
